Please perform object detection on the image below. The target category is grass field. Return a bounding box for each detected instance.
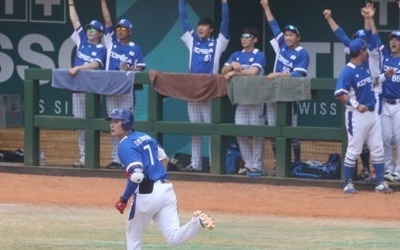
[1,203,400,250]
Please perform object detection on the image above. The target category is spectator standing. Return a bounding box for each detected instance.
[107,108,215,249]
[221,28,266,176]
[68,0,106,168]
[100,0,146,169]
[260,0,310,169]
[178,0,230,172]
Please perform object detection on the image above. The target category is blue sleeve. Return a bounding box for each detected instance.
[268,19,281,38]
[220,2,229,39]
[179,0,192,32]
[334,27,351,47]
[290,71,304,77]
[373,33,382,48]
[121,179,138,201]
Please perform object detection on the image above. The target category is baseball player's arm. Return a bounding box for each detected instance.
[68,0,80,30]
[322,10,339,32]
[69,61,101,76]
[336,93,368,113]
[100,0,113,28]
[265,72,291,81]
[178,0,192,32]
[220,0,229,39]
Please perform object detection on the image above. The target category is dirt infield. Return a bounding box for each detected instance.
[1,172,400,221]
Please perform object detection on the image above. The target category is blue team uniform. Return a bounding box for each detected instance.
[224,48,266,171]
[71,27,106,68]
[334,59,385,190]
[179,0,229,74]
[118,131,168,199]
[225,49,266,74]
[334,63,376,109]
[103,26,145,71]
[268,20,309,76]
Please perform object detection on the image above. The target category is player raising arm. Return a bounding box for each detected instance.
[68,0,106,168]
[260,0,309,168]
[100,0,145,169]
[178,0,230,172]
[334,38,393,194]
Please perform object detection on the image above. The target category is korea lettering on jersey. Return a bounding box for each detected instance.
[334,62,376,109]
[118,131,167,182]
[103,26,146,71]
[181,31,229,74]
[271,33,309,76]
[376,43,400,99]
[70,27,106,68]
[225,48,266,75]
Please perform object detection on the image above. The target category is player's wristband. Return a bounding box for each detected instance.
[346,99,359,108]
[377,73,386,84]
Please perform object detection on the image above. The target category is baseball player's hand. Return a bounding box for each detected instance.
[322,9,332,19]
[68,67,79,76]
[230,62,241,72]
[260,0,269,8]
[356,104,368,113]
[114,196,128,214]
[384,68,395,79]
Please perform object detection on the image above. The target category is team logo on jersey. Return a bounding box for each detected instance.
[290,55,297,60]
[209,42,214,47]
[129,51,135,56]
[91,51,97,57]
[249,57,254,62]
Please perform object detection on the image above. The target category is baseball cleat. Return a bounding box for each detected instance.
[343,180,356,194]
[194,210,215,230]
[384,171,392,181]
[375,181,393,193]
[388,171,400,182]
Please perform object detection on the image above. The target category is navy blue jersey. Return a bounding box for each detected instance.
[118,131,167,182]
[224,48,266,75]
[334,62,376,108]
[103,27,145,71]
[70,27,106,68]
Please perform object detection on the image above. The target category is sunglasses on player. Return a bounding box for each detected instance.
[116,27,129,32]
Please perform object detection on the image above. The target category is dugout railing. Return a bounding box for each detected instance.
[23,68,346,177]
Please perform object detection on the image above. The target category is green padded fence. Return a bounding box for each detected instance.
[24,68,346,176]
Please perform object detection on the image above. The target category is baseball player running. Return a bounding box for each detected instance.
[178,0,229,171]
[100,0,146,169]
[221,28,266,176]
[368,3,400,182]
[67,0,106,168]
[107,108,215,249]
[334,38,392,193]
[260,0,310,166]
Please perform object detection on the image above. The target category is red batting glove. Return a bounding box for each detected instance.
[114,196,128,214]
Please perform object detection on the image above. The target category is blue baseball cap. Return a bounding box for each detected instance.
[352,29,366,40]
[85,20,104,32]
[283,25,300,36]
[348,38,366,56]
[390,30,400,39]
[105,108,134,131]
[116,19,133,30]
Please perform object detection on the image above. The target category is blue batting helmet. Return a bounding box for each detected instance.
[105,108,134,131]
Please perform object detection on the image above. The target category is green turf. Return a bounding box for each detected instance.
[1,204,399,250]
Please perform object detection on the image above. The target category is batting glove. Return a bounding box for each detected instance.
[114,196,128,214]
